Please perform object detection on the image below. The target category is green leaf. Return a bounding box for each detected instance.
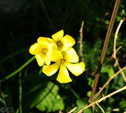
[36,82,64,112]
[0,98,5,106]
[23,70,64,112]
[112,71,125,90]
[119,99,126,111]
[76,99,86,109]
[105,66,114,96]
[101,65,109,73]
[108,66,114,78]
[74,98,92,113]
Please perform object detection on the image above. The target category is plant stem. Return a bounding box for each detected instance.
[89,0,120,102]
[19,71,22,113]
[95,66,126,100]
[79,21,84,62]
[78,86,126,113]
[1,56,35,82]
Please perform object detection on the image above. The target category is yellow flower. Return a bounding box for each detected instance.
[51,30,75,51]
[29,37,57,66]
[43,48,85,83]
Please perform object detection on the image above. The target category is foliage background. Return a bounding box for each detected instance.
[0,0,126,112]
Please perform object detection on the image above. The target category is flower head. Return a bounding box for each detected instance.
[29,30,85,83]
[29,37,57,66]
[51,30,75,51]
[43,48,85,83]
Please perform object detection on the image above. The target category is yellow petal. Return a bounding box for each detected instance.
[43,62,60,76]
[52,30,64,41]
[35,54,45,66]
[57,64,72,83]
[66,62,85,76]
[62,34,75,48]
[48,51,63,62]
[49,43,57,51]
[37,37,50,46]
[44,57,51,65]
[64,48,79,63]
[46,38,54,43]
[29,43,42,55]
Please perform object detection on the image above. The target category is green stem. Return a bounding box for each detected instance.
[96,103,105,113]
[89,0,120,102]
[1,56,35,82]
[19,71,22,113]
[67,84,80,99]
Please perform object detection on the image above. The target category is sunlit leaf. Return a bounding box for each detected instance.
[23,70,64,112]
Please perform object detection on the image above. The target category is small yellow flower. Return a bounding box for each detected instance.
[51,30,75,51]
[43,48,85,83]
[29,37,57,66]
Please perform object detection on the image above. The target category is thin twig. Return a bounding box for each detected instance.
[117,64,126,82]
[113,17,126,82]
[68,66,126,113]
[95,66,126,100]
[78,85,126,113]
[67,107,78,113]
[89,0,121,102]
[79,21,84,62]
[113,18,126,59]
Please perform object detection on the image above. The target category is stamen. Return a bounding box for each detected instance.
[57,41,62,46]
[61,59,65,63]
[42,48,48,54]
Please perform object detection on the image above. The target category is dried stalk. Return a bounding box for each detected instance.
[79,21,84,62]
[113,17,126,82]
[89,0,120,102]
[67,107,78,113]
[78,85,126,113]
[95,66,126,100]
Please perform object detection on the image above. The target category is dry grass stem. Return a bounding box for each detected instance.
[67,107,78,113]
[113,17,126,82]
[79,21,84,62]
[78,85,126,113]
[95,66,126,100]
[113,17,126,58]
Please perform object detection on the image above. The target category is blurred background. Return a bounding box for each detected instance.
[0,0,126,113]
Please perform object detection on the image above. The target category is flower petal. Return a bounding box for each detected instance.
[49,43,57,51]
[48,51,63,62]
[57,64,72,83]
[46,38,54,43]
[44,57,51,65]
[43,62,60,76]
[66,62,85,76]
[29,43,42,55]
[37,37,50,46]
[62,34,75,48]
[52,30,64,41]
[64,48,79,63]
[35,54,45,66]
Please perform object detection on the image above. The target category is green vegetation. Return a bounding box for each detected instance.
[0,0,126,112]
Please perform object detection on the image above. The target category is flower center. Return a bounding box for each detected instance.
[61,59,66,64]
[56,41,63,50]
[42,48,48,54]
[57,41,62,46]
